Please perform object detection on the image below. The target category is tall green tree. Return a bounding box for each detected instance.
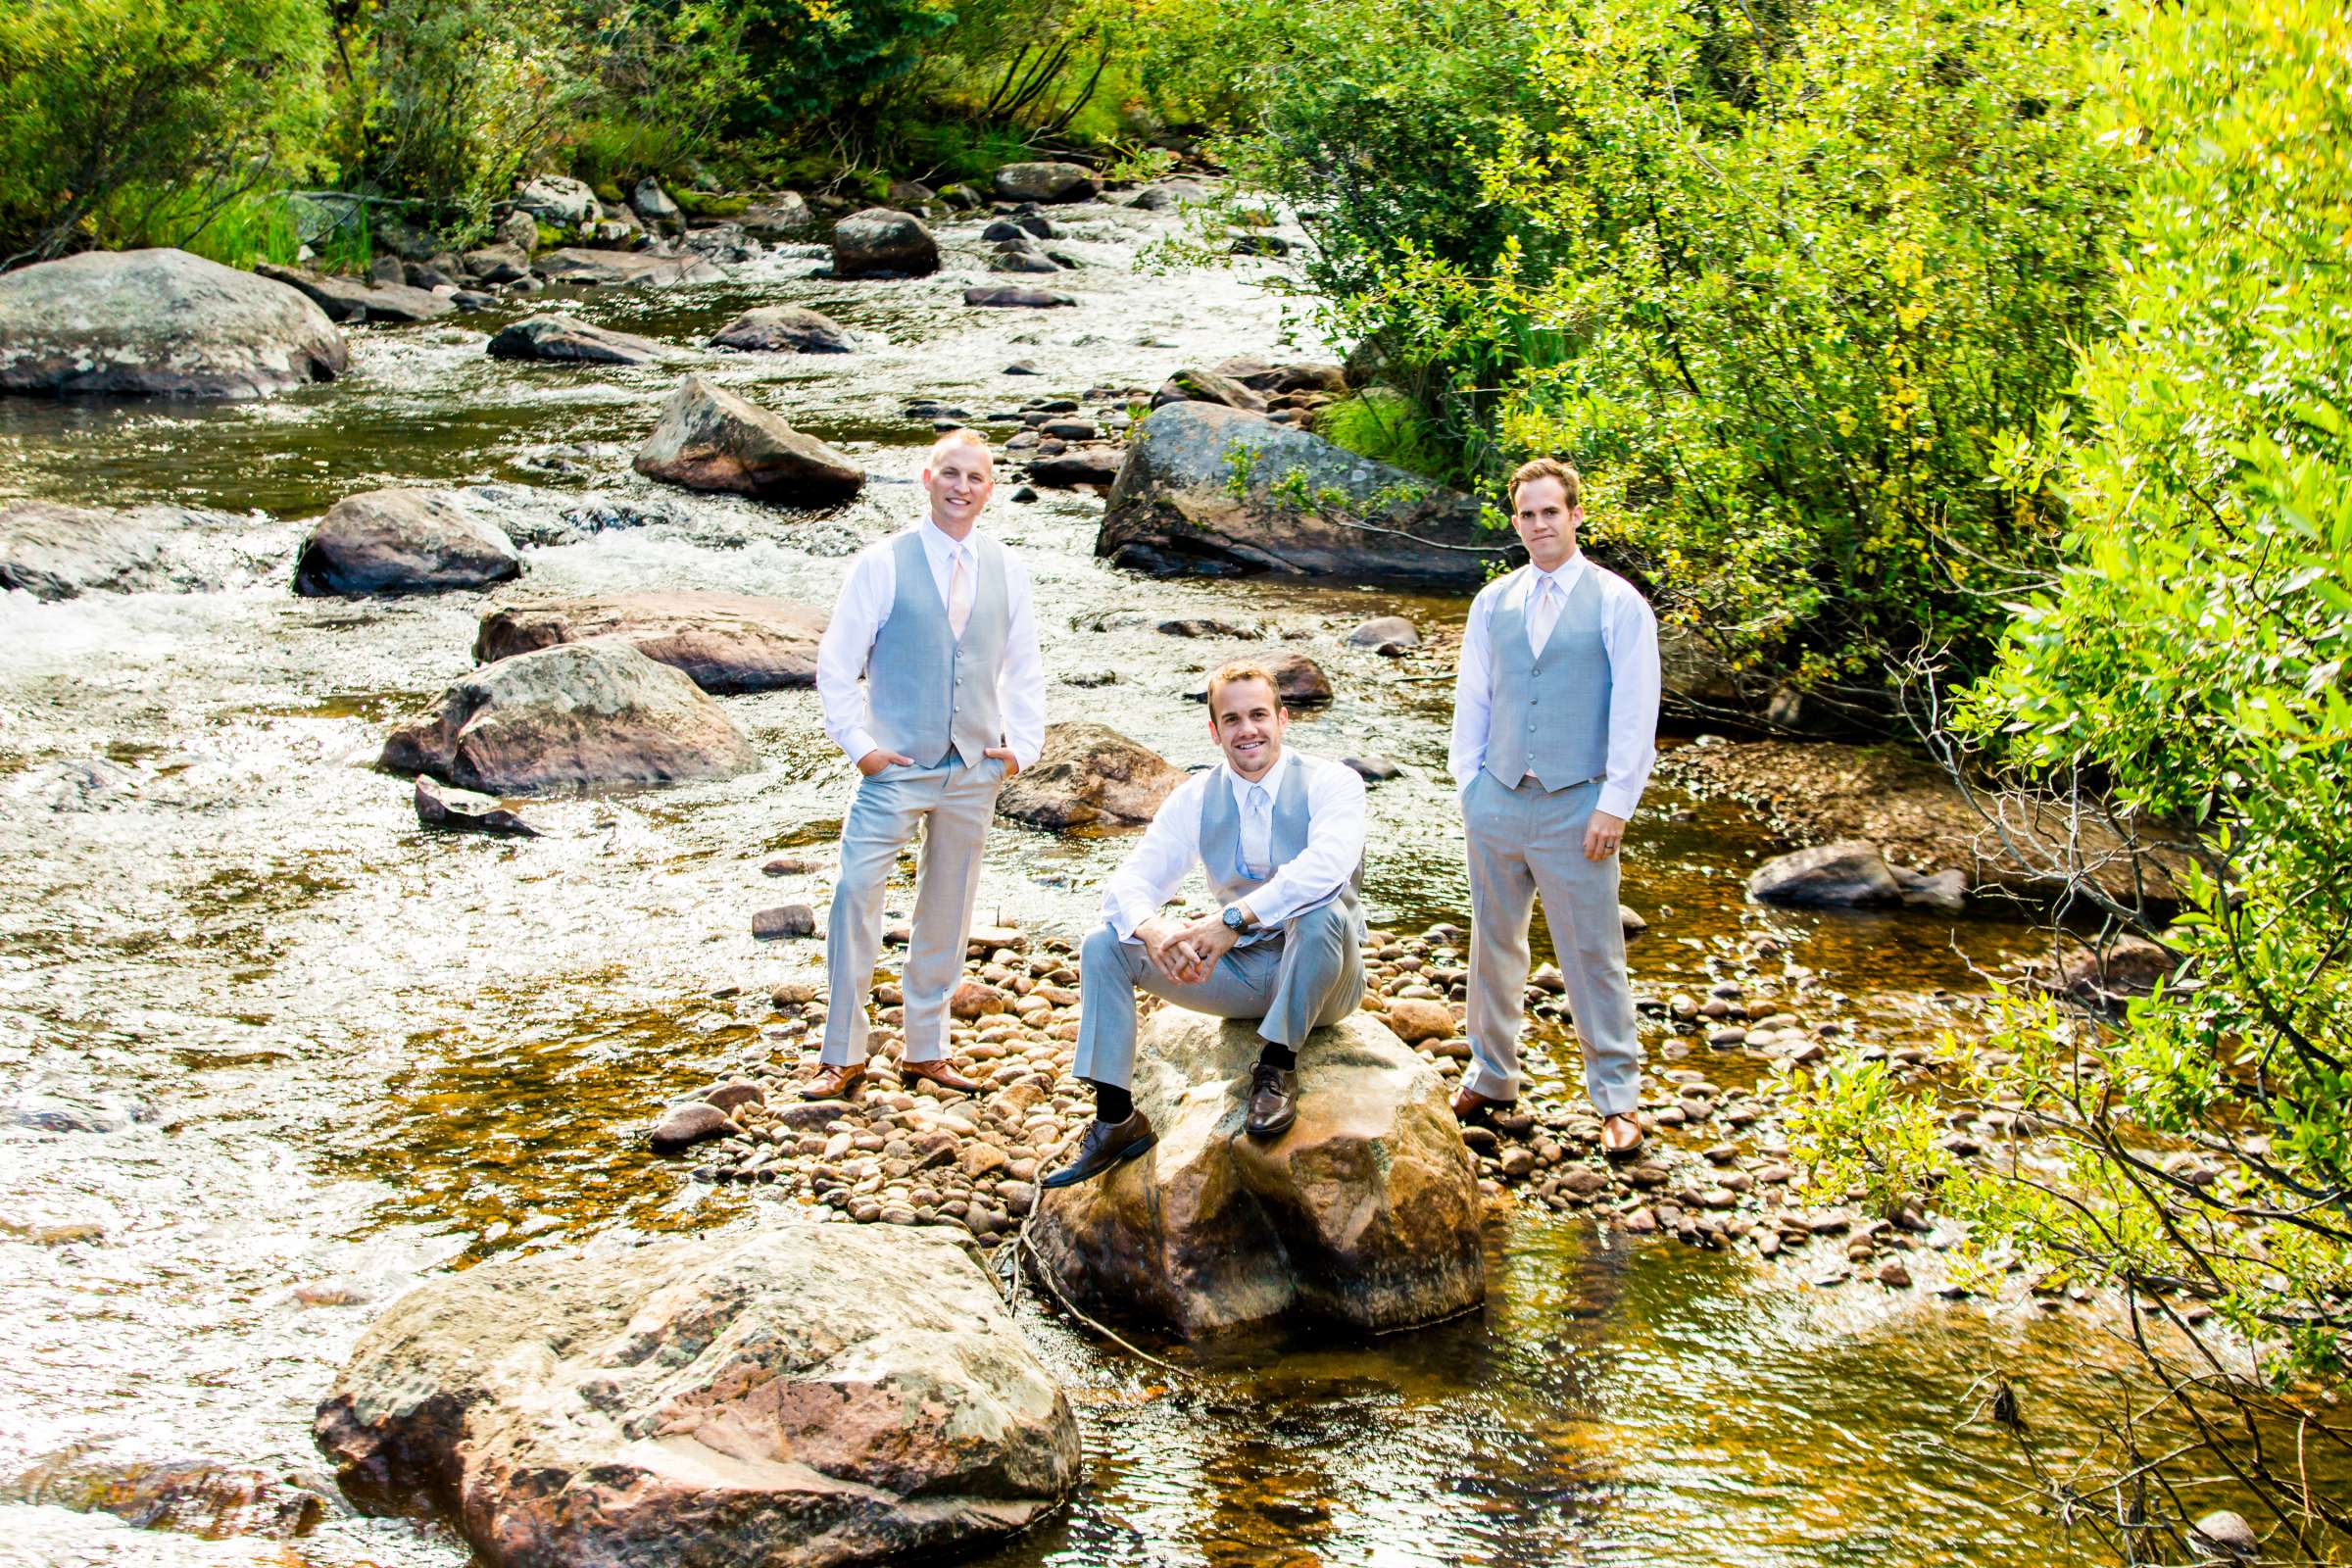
[1792,0,2351,1549]
[0,0,330,268]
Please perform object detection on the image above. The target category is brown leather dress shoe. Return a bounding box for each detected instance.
[800,1061,865,1102]
[1601,1112,1646,1161]
[901,1057,981,1095]
[1040,1111,1156,1188]
[1452,1085,1514,1122]
[1245,1063,1298,1141]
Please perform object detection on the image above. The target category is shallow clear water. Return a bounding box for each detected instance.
[0,203,2309,1567]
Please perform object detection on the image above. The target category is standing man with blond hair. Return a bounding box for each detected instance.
[1451,458,1661,1156]
[806,429,1046,1102]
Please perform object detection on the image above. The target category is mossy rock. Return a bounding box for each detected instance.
[673,190,749,219]
[535,221,566,250]
[592,181,625,205]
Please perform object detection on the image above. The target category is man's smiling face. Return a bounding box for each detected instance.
[922,441,995,534]
[1208,675,1288,781]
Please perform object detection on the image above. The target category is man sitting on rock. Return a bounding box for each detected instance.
[1043,662,1367,1187]
[804,428,1045,1102]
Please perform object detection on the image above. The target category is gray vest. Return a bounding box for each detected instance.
[1483,563,1613,790]
[864,528,1010,768]
[1197,754,1364,932]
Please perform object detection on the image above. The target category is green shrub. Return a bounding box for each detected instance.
[1314,389,1462,487]
[0,0,331,267]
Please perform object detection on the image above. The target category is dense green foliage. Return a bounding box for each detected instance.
[0,0,330,265]
[1788,0,2350,1547]
[1213,0,2130,705]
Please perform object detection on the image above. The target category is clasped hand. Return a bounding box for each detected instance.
[1136,911,1241,986]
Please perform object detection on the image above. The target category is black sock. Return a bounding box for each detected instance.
[1093,1082,1133,1124]
[1257,1042,1297,1073]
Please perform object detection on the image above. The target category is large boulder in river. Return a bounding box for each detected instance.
[633,374,865,504]
[831,209,939,279]
[0,248,347,399]
[708,305,854,354]
[1743,840,1904,907]
[379,641,760,795]
[315,1223,1077,1568]
[486,314,667,366]
[1032,1010,1485,1337]
[1101,400,1509,588]
[993,162,1099,204]
[475,592,828,693]
[0,501,173,600]
[533,248,722,288]
[995,721,1184,830]
[293,489,521,598]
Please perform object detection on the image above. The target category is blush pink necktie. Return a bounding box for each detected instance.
[1528,575,1564,656]
[948,551,973,640]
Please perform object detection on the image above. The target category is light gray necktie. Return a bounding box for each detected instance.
[1241,782,1272,879]
[1527,573,1564,656]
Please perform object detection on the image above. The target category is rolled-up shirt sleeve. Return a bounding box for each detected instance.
[1448,583,1499,789]
[998,552,1047,769]
[1244,760,1366,928]
[815,547,893,765]
[1596,580,1662,821]
[1099,774,1205,939]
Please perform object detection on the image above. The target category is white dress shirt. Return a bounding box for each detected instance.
[814,516,1048,768]
[1447,552,1662,820]
[1100,749,1367,940]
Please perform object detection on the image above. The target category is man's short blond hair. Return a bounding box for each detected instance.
[925,427,995,473]
[1205,660,1281,714]
[1507,456,1582,508]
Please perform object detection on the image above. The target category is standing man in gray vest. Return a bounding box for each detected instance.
[806,428,1045,1102]
[1451,458,1661,1157]
[1042,662,1368,1187]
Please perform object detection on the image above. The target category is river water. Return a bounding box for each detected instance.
[0,199,2303,1566]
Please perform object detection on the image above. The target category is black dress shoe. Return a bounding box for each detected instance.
[1245,1063,1298,1141]
[1040,1111,1156,1189]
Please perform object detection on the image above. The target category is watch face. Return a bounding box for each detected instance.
[1223,907,1244,930]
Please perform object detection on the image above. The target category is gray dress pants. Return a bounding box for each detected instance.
[1072,901,1365,1091]
[1461,772,1641,1115]
[821,757,1005,1066]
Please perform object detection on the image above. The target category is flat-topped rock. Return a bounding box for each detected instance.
[1031,1010,1486,1337]
[993,162,1099,204]
[633,374,864,504]
[294,488,520,598]
[487,314,668,365]
[708,306,854,354]
[475,591,827,692]
[532,248,723,288]
[995,722,1185,830]
[379,641,760,795]
[0,501,176,600]
[1101,401,1507,588]
[255,264,455,323]
[0,248,347,399]
[315,1223,1077,1568]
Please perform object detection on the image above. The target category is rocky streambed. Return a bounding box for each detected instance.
[0,180,2326,1568]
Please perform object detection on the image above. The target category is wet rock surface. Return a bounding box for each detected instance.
[474,591,828,692]
[255,264,455,324]
[413,776,540,837]
[532,248,724,288]
[293,488,522,598]
[995,721,1185,830]
[315,1224,1079,1568]
[4,1453,331,1540]
[1032,1010,1487,1337]
[832,209,940,279]
[0,247,348,399]
[633,374,866,504]
[486,313,669,365]
[1101,401,1511,587]
[707,305,855,354]
[379,641,761,795]
[0,500,181,600]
